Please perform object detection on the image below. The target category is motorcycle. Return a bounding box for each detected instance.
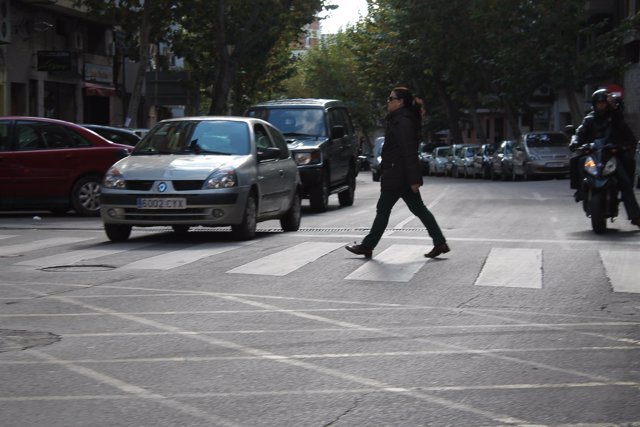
[577,138,620,233]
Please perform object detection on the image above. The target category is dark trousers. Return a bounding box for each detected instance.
[362,188,446,249]
[616,161,640,220]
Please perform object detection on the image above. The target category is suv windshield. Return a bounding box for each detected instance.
[525,133,569,148]
[133,121,250,155]
[249,108,326,137]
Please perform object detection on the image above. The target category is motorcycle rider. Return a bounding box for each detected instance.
[570,88,640,227]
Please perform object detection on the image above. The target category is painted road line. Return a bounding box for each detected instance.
[600,250,640,293]
[120,242,249,270]
[345,244,426,282]
[228,241,344,276]
[475,248,542,289]
[0,237,94,257]
[16,243,152,267]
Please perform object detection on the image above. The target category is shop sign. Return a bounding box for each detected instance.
[84,63,113,84]
[37,51,72,72]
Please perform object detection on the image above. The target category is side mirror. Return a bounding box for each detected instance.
[330,125,345,139]
[257,147,281,161]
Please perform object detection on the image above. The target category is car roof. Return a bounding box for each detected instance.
[154,116,278,130]
[250,99,346,109]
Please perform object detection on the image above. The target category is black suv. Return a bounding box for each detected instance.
[247,99,358,212]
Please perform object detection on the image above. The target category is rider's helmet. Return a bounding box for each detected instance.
[591,89,609,107]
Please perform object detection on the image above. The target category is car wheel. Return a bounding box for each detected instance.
[338,168,356,207]
[231,193,257,240]
[104,223,131,242]
[71,175,102,216]
[172,225,190,235]
[280,192,301,232]
[310,170,330,212]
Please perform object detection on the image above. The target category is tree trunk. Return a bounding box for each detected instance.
[124,5,151,127]
[502,98,521,140]
[468,100,487,145]
[435,80,464,144]
[565,86,584,126]
[209,0,236,115]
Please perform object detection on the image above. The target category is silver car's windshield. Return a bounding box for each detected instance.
[133,121,251,155]
[525,133,569,148]
[249,108,326,137]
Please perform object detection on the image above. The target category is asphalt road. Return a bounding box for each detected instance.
[1,173,639,427]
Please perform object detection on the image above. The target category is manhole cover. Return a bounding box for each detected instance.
[40,264,116,272]
[0,329,60,353]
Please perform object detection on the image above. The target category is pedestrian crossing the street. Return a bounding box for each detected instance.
[2,233,640,293]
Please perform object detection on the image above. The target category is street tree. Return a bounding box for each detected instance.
[74,0,175,127]
[171,0,327,115]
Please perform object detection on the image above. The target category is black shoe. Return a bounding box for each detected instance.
[345,243,372,258]
[425,243,450,258]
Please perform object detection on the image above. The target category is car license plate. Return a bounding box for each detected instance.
[545,162,566,168]
[136,198,186,209]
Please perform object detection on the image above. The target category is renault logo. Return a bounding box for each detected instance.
[158,182,167,192]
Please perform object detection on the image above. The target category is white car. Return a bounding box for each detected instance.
[100,117,301,241]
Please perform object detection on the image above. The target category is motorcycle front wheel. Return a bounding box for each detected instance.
[590,192,607,234]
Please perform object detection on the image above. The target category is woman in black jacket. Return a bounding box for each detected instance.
[346,87,449,259]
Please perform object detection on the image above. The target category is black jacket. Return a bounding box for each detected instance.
[380,107,423,192]
[576,108,637,157]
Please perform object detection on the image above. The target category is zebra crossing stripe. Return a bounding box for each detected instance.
[16,243,152,267]
[474,248,542,289]
[0,237,94,257]
[120,242,251,270]
[0,235,17,240]
[227,241,344,276]
[600,250,640,294]
[345,244,426,282]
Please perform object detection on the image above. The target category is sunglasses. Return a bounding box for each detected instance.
[387,96,399,102]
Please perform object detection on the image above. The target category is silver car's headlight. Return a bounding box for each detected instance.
[294,151,321,166]
[102,167,126,189]
[204,169,237,189]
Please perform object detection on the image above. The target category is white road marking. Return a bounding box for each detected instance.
[600,250,640,293]
[16,243,151,267]
[120,242,250,270]
[0,234,17,240]
[227,241,343,276]
[345,244,426,282]
[475,248,542,288]
[0,237,93,257]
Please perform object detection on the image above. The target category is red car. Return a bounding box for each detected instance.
[0,117,132,216]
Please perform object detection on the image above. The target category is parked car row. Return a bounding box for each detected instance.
[427,131,572,181]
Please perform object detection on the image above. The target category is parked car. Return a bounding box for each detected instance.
[418,141,432,175]
[100,117,301,242]
[370,136,384,182]
[473,143,496,179]
[490,140,515,181]
[0,116,132,215]
[428,146,451,176]
[246,99,358,212]
[512,131,571,180]
[80,124,141,146]
[448,144,474,177]
[455,145,482,178]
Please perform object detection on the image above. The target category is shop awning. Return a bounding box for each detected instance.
[83,82,117,97]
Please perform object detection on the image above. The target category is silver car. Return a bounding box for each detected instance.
[512,131,571,180]
[100,117,301,242]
